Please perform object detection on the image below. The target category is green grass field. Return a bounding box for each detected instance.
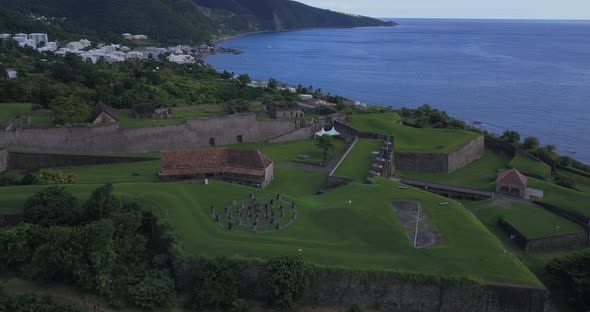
[0,103,32,122]
[559,170,590,193]
[501,202,583,239]
[334,139,382,182]
[397,150,511,190]
[349,112,480,153]
[529,178,590,217]
[116,108,225,128]
[232,138,349,165]
[0,177,540,286]
[508,152,551,179]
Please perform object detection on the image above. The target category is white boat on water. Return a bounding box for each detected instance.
[569,150,577,154]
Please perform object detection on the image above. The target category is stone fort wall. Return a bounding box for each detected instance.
[395,135,485,174]
[0,148,7,173]
[0,113,297,154]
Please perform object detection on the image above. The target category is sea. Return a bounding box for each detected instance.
[206,19,590,164]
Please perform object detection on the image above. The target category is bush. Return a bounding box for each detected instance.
[128,270,176,308]
[350,303,365,312]
[266,255,310,309]
[0,288,85,312]
[192,257,243,308]
[555,174,576,190]
[523,136,540,150]
[0,175,21,186]
[23,186,79,226]
[36,168,79,184]
[545,250,590,310]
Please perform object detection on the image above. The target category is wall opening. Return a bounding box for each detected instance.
[237,135,243,143]
[209,137,216,147]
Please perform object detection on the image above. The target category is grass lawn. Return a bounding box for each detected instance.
[63,160,162,184]
[334,139,382,182]
[0,178,541,286]
[0,103,32,122]
[508,152,551,179]
[349,112,480,153]
[29,114,54,126]
[559,170,590,193]
[501,202,584,239]
[232,138,348,165]
[529,178,590,217]
[116,108,225,128]
[397,150,511,190]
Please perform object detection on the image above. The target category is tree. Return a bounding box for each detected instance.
[191,258,243,308]
[500,130,521,144]
[23,186,79,226]
[84,184,121,221]
[268,78,278,90]
[51,95,91,125]
[128,270,176,308]
[266,255,309,309]
[545,250,590,310]
[546,144,557,153]
[316,134,334,162]
[523,136,540,150]
[237,74,251,85]
[554,174,576,190]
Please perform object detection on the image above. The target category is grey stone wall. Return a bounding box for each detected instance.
[174,257,549,312]
[269,126,314,143]
[0,114,297,153]
[395,135,484,174]
[0,148,7,173]
[6,150,155,172]
[396,152,449,173]
[526,232,589,251]
[448,135,485,173]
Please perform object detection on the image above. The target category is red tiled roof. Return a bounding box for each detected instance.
[160,148,272,177]
[496,169,528,188]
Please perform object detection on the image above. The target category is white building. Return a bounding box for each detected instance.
[38,41,57,52]
[299,94,313,101]
[5,69,17,79]
[126,51,144,60]
[18,39,37,49]
[29,33,48,45]
[168,53,195,64]
[0,34,11,39]
[14,33,27,40]
[122,33,132,40]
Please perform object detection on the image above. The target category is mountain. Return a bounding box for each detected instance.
[0,0,215,44]
[195,0,396,34]
[0,0,395,44]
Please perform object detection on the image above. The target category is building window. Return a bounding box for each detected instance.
[209,137,215,147]
[237,135,243,143]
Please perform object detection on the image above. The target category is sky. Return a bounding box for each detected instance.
[297,0,590,20]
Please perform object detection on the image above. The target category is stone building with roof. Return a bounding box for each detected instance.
[160,148,273,188]
[91,101,118,124]
[496,168,543,200]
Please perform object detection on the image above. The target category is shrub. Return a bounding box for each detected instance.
[192,257,243,308]
[20,173,38,185]
[23,186,79,226]
[0,174,21,186]
[266,255,310,309]
[36,168,79,184]
[523,136,540,150]
[554,174,576,190]
[350,303,365,312]
[128,270,176,308]
[545,250,590,311]
[0,288,85,312]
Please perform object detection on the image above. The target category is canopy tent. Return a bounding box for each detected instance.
[315,127,340,138]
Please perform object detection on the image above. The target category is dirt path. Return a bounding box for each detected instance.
[392,200,443,249]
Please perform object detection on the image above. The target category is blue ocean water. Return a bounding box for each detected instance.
[206,19,590,163]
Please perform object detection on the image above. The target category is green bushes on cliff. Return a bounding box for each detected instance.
[266,255,310,309]
[545,250,590,310]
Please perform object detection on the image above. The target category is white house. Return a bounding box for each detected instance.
[126,51,144,60]
[168,53,195,64]
[38,41,57,52]
[18,39,37,49]
[14,33,28,40]
[0,34,11,39]
[5,69,17,79]
[299,94,313,101]
[29,33,48,45]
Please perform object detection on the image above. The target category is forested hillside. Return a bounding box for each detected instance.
[0,0,215,44]
[0,0,394,44]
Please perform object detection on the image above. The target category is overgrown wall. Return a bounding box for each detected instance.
[0,148,7,173]
[174,257,549,312]
[6,150,156,172]
[0,114,297,153]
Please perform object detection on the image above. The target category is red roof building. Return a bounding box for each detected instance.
[496,169,528,198]
[160,148,273,188]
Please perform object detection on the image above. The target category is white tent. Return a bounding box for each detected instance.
[326,127,341,137]
[315,127,340,138]
[314,128,327,138]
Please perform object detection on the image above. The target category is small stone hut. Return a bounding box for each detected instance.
[91,101,118,124]
[496,169,528,198]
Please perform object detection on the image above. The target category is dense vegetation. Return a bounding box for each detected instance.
[0,288,84,312]
[545,250,590,311]
[0,0,394,45]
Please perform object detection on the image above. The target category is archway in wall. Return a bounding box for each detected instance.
[209,137,216,147]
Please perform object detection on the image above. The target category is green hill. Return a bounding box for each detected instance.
[194,0,396,34]
[0,0,395,44]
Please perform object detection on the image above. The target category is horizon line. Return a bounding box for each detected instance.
[376,16,590,21]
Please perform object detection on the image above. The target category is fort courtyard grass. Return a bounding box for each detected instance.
[333,139,382,182]
[500,202,583,239]
[530,177,590,217]
[0,178,541,287]
[0,103,32,122]
[508,152,551,179]
[349,112,480,153]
